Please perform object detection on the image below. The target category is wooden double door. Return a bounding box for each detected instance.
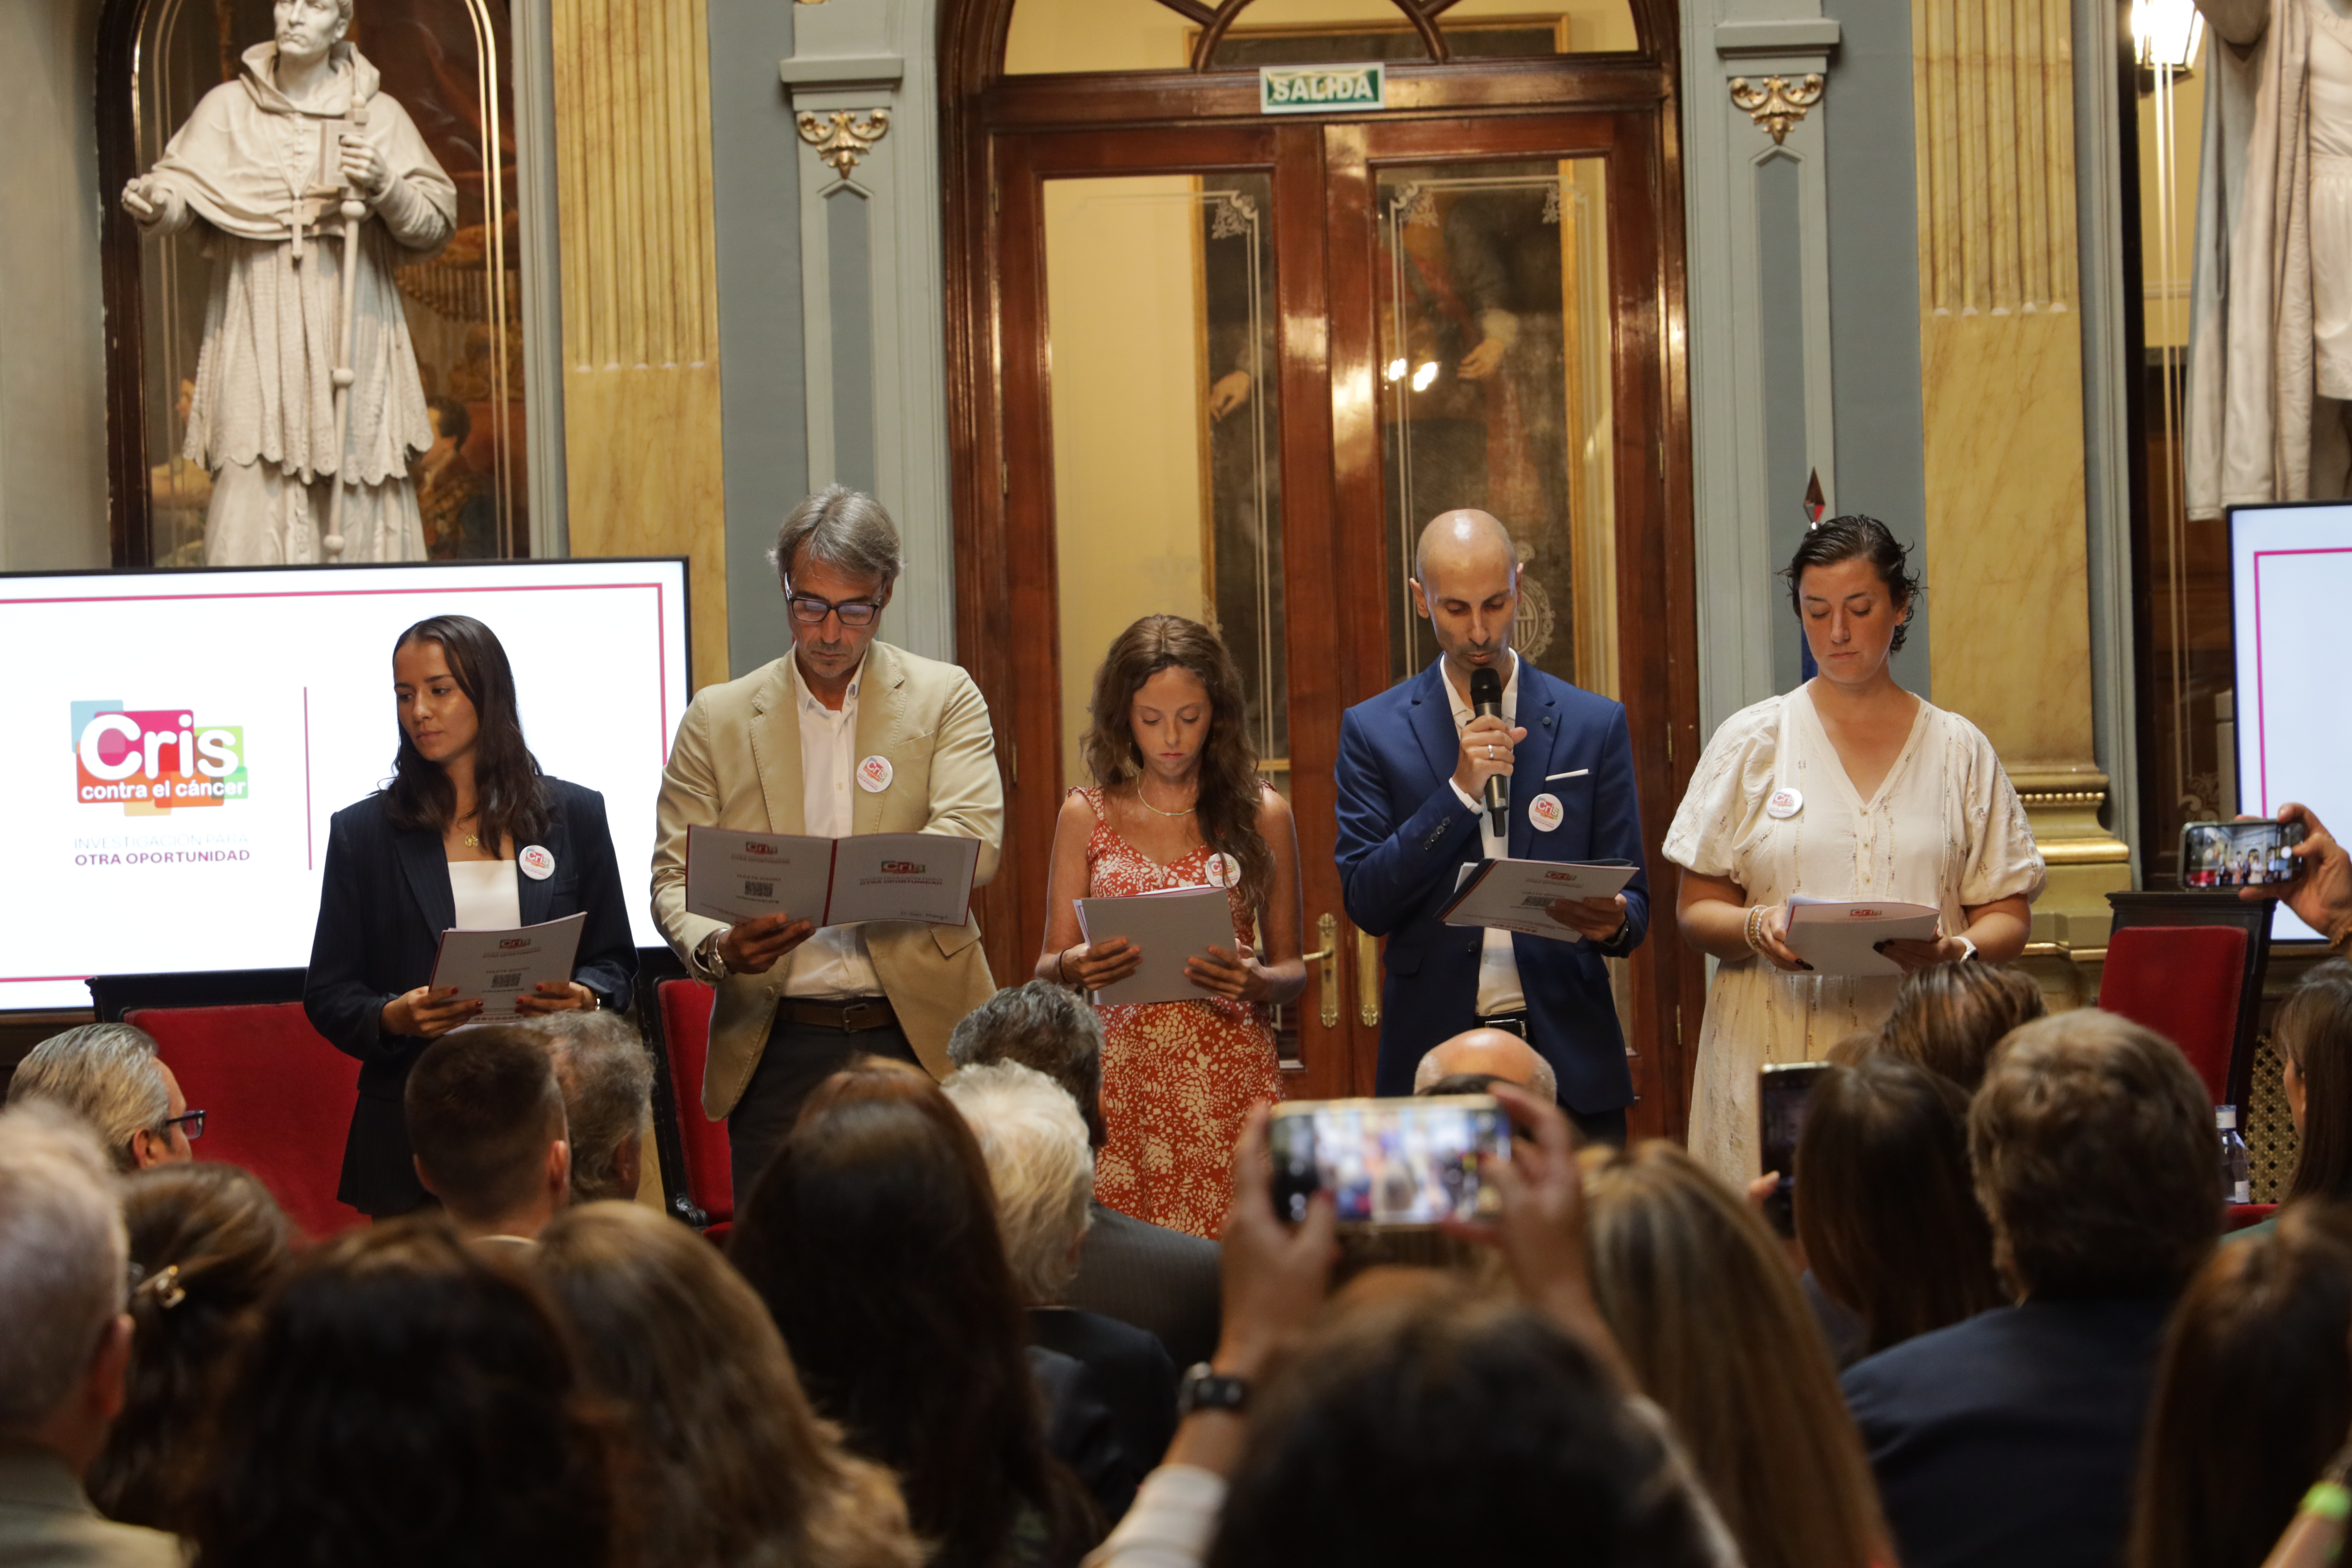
[950,80,1703,1132]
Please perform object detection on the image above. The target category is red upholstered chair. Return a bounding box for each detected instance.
[656,978,731,1225]
[126,1002,365,1240]
[2095,924,2249,1106]
[2226,1203,2280,1233]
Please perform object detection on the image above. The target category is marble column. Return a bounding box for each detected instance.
[552,0,730,690]
[1913,0,2130,1002]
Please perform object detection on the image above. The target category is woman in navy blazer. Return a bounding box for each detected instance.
[304,615,637,1217]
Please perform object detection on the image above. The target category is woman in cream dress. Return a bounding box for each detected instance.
[1663,518,2044,1184]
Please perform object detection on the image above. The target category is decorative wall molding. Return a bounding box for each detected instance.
[1729,72,1824,144]
[778,0,955,662]
[511,0,569,561]
[797,108,892,177]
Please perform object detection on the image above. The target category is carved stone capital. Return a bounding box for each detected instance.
[796,109,891,178]
[1728,74,1824,146]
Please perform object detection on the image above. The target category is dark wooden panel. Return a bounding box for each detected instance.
[980,60,1674,133]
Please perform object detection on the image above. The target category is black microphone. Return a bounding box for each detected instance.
[1469,665,1507,837]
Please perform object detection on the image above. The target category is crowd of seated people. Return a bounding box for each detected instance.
[13,823,2352,1568]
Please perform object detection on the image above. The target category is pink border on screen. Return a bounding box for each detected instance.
[2250,546,2352,815]
[5,575,681,994]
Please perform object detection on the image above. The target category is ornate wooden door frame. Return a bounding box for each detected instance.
[940,0,1710,1135]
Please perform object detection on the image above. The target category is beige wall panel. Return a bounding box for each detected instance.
[552,0,730,690]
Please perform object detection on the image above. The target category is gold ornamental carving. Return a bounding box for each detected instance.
[796,110,891,178]
[1729,75,1824,146]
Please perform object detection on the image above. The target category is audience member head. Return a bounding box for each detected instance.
[0,1102,132,1478]
[947,980,1108,1148]
[1781,513,1922,658]
[1206,1281,1724,1568]
[2128,1205,2352,1568]
[1875,961,2047,1090]
[6,1022,190,1172]
[1411,1027,1559,1103]
[537,1201,920,1568]
[730,1057,1097,1568]
[1795,1056,2004,1357]
[1580,1141,1891,1568]
[2274,959,2352,1204]
[942,1061,1096,1305]
[1970,1010,2221,1299]
[404,1024,570,1240]
[1083,614,1272,909]
[193,1217,614,1568]
[531,1011,653,1204]
[88,1163,292,1532]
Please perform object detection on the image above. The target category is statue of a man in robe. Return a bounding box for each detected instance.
[120,0,456,565]
[2189,0,2352,515]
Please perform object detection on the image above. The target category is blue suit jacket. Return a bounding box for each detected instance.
[1335,658,1648,1109]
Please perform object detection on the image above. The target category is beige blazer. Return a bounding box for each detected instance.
[0,1441,182,1568]
[651,640,1004,1117]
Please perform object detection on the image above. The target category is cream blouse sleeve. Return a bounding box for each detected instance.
[1662,698,1784,879]
[1952,716,2048,907]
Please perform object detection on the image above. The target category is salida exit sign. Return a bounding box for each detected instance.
[1258,63,1388,114]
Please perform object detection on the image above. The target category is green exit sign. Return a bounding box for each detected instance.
[1259,63,1387,114]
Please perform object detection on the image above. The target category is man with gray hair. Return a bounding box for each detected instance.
[0,1102,180,1566]
[948,980,1223,1368]
[5,1024,197,1175]
[654,485,1004,1195]
[943,1061,1175,1501]
[530,1010,653,1205]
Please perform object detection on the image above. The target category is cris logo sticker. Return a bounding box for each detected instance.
[73,701,248,814]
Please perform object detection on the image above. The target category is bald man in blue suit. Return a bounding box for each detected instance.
[1335,510,1648,1143]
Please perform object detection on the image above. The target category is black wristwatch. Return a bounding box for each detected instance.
[1177,1363,1250,1418]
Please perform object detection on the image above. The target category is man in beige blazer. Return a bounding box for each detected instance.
[652,486,1003,1195]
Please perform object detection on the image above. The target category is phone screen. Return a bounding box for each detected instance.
[1757,1063,1832,1238]
[1268,1096,1511,1229]
[2180,818,2310,888]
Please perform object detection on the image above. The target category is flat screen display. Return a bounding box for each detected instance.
[0,559,690,1011]
[2230,503,2352,941]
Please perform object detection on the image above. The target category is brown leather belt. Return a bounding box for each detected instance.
[779,996,899,1033]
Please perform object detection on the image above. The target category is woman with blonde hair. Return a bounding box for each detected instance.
[536,1200,920,1568]
[1036,614,1306,1236]
[1582,1141,1894,1568]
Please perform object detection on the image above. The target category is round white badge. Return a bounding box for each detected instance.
[857,755,894,793]
[518,844,556,881]
[1766,787,1803,820]
[1204,852,1242,889]
[1529,793,1564,833]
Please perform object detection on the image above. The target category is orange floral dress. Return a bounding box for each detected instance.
[1079,787,1283,1238]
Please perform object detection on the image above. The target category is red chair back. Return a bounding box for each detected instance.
[656,978,730,1223]
[126,1002,366,1239]
[2096,924,2249,1105]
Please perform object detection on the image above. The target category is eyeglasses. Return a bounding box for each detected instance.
[784,587,882,627]
[162,1109,206,1142]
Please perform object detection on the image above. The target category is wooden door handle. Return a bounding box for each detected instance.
[1355,926,1380,1026]
[1304,912,1340,1028]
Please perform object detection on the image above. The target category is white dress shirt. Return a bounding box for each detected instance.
[781,653,884,999]
[1442,650,1526,1017]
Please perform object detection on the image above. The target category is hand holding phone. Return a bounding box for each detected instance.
[1269,1096,1512,1230]
[1758,1062,1832,1238]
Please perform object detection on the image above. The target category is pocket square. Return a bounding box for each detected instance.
[1546,768,1590,781]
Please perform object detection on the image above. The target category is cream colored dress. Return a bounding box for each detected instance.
[1662,685,2045,1185]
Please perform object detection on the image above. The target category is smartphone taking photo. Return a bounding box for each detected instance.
[2180,817,2309,888]
[1268,1095,1511,1230]
[1758,1062,1832,1239]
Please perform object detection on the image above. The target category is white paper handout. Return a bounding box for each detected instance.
[1074,884,1239,1006]
[1438,859,1639,941]
[683,826,980,928]
[428,912,587,1019]
[1782,896,1939,976]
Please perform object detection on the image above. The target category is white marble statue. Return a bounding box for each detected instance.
[121,0,456,565]
[2189,0,2352,515]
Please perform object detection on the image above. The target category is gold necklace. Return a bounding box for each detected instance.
[1135,779,1197,818]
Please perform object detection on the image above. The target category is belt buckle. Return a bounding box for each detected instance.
[840,1000,883,1032]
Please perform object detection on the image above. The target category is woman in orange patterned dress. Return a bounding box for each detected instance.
[1035,616,1306,1237]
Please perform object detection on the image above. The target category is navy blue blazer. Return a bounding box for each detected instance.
[1335,658,1648,1110]
[303,778,637,1216]
[1841,1293,2175,1568]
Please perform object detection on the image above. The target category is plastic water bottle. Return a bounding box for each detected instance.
[2219,1105,2252,1205]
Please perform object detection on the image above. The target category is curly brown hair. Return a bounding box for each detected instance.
[1083,615,1274,910]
